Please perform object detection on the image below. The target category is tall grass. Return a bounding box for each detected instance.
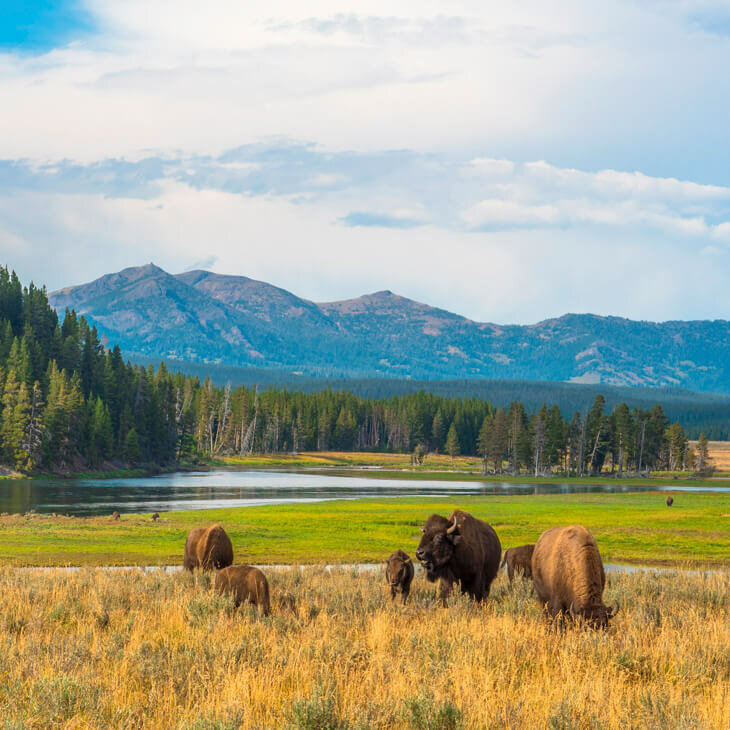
[0,566,728,728]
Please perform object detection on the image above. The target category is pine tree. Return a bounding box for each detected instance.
[445,422,460,460]
[477,415,494,473]
[696,433,712,474]
[431,410,445,453]
[124,428,142,465]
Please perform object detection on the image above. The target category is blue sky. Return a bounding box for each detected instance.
[0,2,92,52]
[2,1,730,323]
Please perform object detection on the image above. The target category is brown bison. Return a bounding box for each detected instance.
[500,544,535,583]
[214,565,270,616]
[666,496,674,507]
[416,509,501,606]
[152,512,160,521]
[183,524,234,571]
[385,550,415,604]
[532,525,618,629]
[111,511,120,521]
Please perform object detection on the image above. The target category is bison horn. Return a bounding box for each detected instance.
[446,519,458,535]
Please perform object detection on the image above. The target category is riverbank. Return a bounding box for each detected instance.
[0,566,727,728]
[1,492,728,567]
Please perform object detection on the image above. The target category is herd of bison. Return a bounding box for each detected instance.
[181,509,621,629]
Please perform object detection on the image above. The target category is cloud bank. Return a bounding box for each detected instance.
[2,1,730,323]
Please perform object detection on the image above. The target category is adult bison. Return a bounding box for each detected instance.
[532,525,618,629]
[214,565,270,616]
[415,509,501,606]
[183,524,234,571]
[385,550,415,604]
[666,496,674,507]
[500,544,535,583]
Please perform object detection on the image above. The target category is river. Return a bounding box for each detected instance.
[1,468,725,517]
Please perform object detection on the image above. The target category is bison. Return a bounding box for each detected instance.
[416,509,501,606]
[666,496,674,507]
[152,512,160,522]
[500,544,535,583]
[111,511,120,521]
[385,550,415,604]
[531,525,618,629]
[214,565,270,616]
[183,524,234,571]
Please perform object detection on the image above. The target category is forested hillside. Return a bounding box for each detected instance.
[0,268,716,476]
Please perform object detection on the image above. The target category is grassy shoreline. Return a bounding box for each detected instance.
[1,492,729,568]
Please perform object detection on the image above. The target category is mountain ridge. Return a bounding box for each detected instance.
[48,264,730,393]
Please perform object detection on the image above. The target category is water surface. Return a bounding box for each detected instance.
[1,469,724,517]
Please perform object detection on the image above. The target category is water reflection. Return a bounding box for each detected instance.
[0,469,724,517]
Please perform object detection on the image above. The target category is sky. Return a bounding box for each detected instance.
[2,1,730,324]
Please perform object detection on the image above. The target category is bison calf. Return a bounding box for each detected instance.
[385,550,414,604]
[500,544,535,583]
[214,565,271,616]
[532,525,618,629]
[183,524,234,571]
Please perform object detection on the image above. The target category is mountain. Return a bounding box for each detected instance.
[49,264,730,392]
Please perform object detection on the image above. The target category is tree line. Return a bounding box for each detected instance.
[0,267,714,475]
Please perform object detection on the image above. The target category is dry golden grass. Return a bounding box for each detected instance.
[705,441,730,472]
[0,566,728,729]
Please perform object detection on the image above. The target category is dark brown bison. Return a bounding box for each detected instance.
[385,550,415,604]
[500,544,535,583]
[666,496,674,507]
[112,511,120,521]
[214,565,270,616]
[152,512,160,521]
[183,524,234,571]
[415,509,501,606]
[532,525,618,629]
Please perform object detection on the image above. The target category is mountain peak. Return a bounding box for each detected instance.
[47,264,730,391]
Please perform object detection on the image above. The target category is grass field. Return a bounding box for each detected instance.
[0,566,727,728]
[218,451,486,471]
[1,492,729,567]
[707,441,730,472]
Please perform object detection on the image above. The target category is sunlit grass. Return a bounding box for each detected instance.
[1,492,729,567]
[0,566,727,728]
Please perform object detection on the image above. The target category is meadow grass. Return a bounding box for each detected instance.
[0,566,727,728]
[1,492,729,567]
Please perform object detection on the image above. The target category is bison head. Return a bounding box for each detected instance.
[415,514,462,581]
[570,601,619,629]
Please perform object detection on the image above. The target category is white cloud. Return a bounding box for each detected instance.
[2,1,730,322]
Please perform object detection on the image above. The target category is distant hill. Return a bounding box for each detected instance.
[50,264,730,393]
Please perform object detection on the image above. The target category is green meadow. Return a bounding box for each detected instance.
[1,491,728,567]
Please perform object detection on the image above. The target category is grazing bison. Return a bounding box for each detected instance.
[214,565,270,616]
[500,544,535,583]
[112,511,120,521]
[666,496,674,507]
[152,512,160,522]
[415,509,501,606]
[532,525,618,629]
[385,550,415,604]
[183,524,234,571]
